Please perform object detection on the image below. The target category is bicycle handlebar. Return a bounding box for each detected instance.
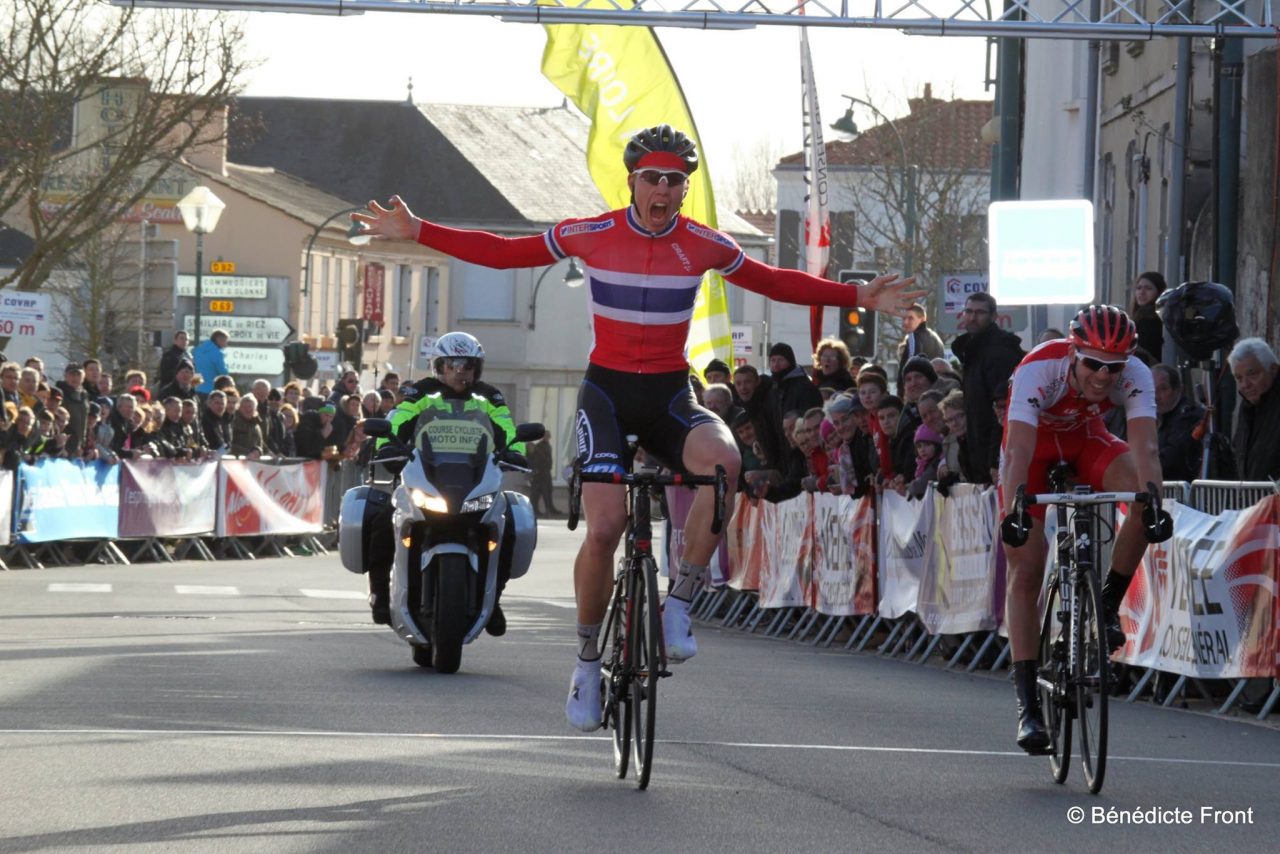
[1001,481,1172,547]
[567,466,729,535]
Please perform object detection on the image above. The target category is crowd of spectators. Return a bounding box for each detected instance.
[0,329,407,471]
[703,288,1280,507]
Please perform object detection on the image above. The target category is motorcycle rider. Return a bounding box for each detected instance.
[368,331,527,634]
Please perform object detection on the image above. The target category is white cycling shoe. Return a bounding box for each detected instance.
[565,659,603,732]
[662,598,697,662]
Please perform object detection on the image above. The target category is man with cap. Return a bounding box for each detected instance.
[157,359,198,402]
[55,363,90,456]
[767,342,823,442]
[294,402,337,460]
[193,329,230,395]
[703,358,733,391]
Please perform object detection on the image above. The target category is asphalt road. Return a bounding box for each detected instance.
[1,521,1277,853]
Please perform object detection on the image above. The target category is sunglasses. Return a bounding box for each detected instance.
[443,358,477,371]
[1078,355,1128,373]
[635,169,688,187]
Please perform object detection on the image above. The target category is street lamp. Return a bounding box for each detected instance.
[176,186,226,347]
[528,258,584,330]
[831,95,917,277]
[303,206,372,297]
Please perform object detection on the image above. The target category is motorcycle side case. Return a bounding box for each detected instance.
[338,485,392,575]
[501,490,537,580]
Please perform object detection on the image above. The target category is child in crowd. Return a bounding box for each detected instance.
[908,424,945,499]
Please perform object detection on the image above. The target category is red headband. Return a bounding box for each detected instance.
[634,152,689,172]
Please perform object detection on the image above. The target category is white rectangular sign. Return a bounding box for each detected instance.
[224,346,285,376]
[313,350,340,375]
[183,315,293,345]
[0,291,52,342]
[177,275,269,299]
[988,199,1095,305]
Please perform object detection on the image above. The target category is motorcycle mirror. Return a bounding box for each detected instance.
[515,422,546,443]
[363,418,394,438]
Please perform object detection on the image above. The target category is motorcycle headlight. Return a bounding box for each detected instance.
[410,488,449,514]
[460,493,496,514]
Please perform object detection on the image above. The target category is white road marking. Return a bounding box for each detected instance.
[300,589,367,600]
[47,583,112,593]
[174,585,240,596]
[1,728,1277,771]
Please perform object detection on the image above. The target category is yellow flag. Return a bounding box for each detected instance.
[541,6,732,374]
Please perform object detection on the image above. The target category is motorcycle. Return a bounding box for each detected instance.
[339,408,544,673]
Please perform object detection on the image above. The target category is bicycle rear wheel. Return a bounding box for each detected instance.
[602,571,631,779]
[1038,578,1072,784]
[1075,570,1109,793]
[630,556,661,789]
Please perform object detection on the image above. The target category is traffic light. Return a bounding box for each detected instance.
[282,341,318,380]
[336,318,363,371]
[838,307,877,359]
[837,270,878,358]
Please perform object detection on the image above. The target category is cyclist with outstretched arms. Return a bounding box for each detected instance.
[354,124,922,731]
[999,305,1167,754]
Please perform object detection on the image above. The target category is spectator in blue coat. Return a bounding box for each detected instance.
[193,329,230,395]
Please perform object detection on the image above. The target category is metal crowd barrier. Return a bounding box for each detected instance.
[691,479,1280,722]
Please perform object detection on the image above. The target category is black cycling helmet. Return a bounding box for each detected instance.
[1155,280,1239,360]
[623,124,699,174]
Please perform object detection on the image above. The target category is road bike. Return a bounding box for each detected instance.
[1006,463,1169,794]
[568,438,727,789]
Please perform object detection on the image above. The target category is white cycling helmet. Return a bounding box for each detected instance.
[432,331,485,380]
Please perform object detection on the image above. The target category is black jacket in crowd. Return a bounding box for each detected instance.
[953,324,1025,483]
[157,344,189,390]
[54,380,88,456]
[1232,378,1280,481]
[1158,395,1205,482]
[294,411,331,460]
[201,409,231,452]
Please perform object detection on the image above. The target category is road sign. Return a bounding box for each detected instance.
[208,300,235,313]
[176,275,268,299]
[210,260,236,274]
[224,346,285,377]
[183,315,295,345]
[0,292,51,343]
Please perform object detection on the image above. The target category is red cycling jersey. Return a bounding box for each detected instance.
[1006,340,1156,432]
[416,208,862,373]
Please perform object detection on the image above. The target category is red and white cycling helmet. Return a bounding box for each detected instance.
[1068,305,1137,356]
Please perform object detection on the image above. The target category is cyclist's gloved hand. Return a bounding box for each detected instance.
[1000,508,1033,547]
[1141,505,1174,543]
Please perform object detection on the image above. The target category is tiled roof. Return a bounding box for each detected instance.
[780,98,993,172]
[735,210,776,238]
[195,162,361,229]
[232,96,760,237]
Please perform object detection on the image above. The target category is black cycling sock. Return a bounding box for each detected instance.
[1101,569,1133,612]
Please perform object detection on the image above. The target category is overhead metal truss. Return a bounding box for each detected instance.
[109,0,1279,40]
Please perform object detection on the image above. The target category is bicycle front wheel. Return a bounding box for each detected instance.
[602,571,631,779]
[1038,578,1072,785]
[630,556,661,789]
[1075,570,1109,793]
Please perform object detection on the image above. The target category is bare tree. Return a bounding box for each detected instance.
[0,0,250,296]
[832,102,990,364]
[719,137,783,213]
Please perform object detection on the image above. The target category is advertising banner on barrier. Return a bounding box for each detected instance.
[0,469,11,546]
[120,460,218,538]
[1117,497,1280,679]
[878,488,934,618]
[726,494,764,592]
[217,459,327,536]
[919,484,1000,634]
[16,459,119,543]
[759,494,811,608]
[811,493,874,616]
[664,485,730,586]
